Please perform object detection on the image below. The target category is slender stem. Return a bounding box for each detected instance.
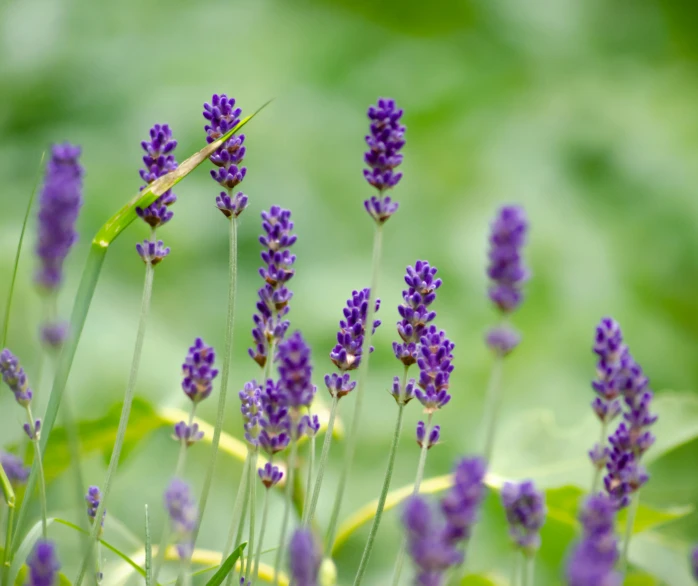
[252,488,271,586]
[304,396,340,526]
[304,431,315,522]
[353,403,405,586]
[96,542,103,583]
[24,406,47,539]
[223,450,252,560]
[481,354,504,462]
[325,225,383,550]
[620,492,639,573]
[510,551,522,586]
[591,420,608,494]
[75,261,155,586]
[273,440,298,585]
[228,455,253,586]
[523,554,534,586]
[194,216,239,547]
[1,462,16,586]
[244,451,259,584]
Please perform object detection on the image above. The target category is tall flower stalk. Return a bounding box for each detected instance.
[326,97,405,551]
[75,124,178,586]
[481,205,529,462]
[195,94,249,544]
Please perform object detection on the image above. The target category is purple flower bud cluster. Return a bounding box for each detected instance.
[278,331,317,410]
[0,451,29,486]
[414,326,455,412]
[691,545,698,581]
[135,124,178,228]
[164,478,198,559]
[501,480,546,553]
[181,338,218,404]
[329,289,381,373]
[40,322,69,350]
[1,348,33,406]
[26,539,60,586]
[484,326,521,358]
[324,373,356,399]
[363,98,405,224]
[204,94,249,219]
[174,421,204,447]
[487,205,529,314]
[565,494,620,586]
[288,529,321,586]
[136,239,170,265]
[35,143,83,291]
[249,207,297,368]
[591,318,627,426]
[85,486,106,532]
[402,457,487,585]
[258,379,291,456]
[240,381,263,447]
[416,421,440,450]
[258,462,283,489]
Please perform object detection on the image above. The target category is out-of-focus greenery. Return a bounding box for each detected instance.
[2,0,698,583]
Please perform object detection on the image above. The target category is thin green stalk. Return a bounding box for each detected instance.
[223,450,252,559]
[252,487,271,586]
[75,261,156,586]
[229,455,253,586]
[304,396,340,526]
[510,551,522,586]
[273,439,298,585]
[194,215,239,547]
[353,403,405,586]
[145,505,152,586]
[2,151,44,349]
[591,420,608,494]
[1,462,16,586]
[523,554,534,586]
[244,451,259,584]
[481,354,504,462]
[620,492,639,573]
[24,406,47,539]
[325,225,383,550]
[304,425,315,522]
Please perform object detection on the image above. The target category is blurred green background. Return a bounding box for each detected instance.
[2,0,698,583]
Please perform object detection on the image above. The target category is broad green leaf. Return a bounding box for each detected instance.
[204,542,246,586]
[629,530,696,586]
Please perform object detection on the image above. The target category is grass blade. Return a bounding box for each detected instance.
[204,542,246,586]
[2,151,45,348]
[145,505,152,586]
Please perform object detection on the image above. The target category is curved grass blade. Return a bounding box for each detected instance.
[145,505,152,586]
[204,542,246,586]
[2,151,45,348]
[12,102,269,552]
[1,462,17,584]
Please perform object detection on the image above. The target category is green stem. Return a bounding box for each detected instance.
[481,354,504,462]
[510,551,522,586]
[304,426,315,522]
[274,440,298,585]
[223,450,252,559]
[1,462,16,586]
[523,554,534,586]
[304,396,340,526]
[244,451,259,584]
[24,406,47,539]
[353,403,405,586]
[194,216,238,547]
[75,261,155,586]
[231,455,253,586]
[252,487,271,586]
[620,492,639,573]
[591,420,608,494]
[325,225,383,550]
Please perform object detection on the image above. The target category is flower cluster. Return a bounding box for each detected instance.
[240,381,263,447]
[591,318,626,426]
[565,494,620,586]
[258,379,291,455]
[0,451,29,486]
[501,480,546,553]
[414,326,454,412]
[85,486,105,534]
[402,457,487,584]
[35,143,84,291]
[0,349,41,439]
[249,207,297,368]
[26,539,60,586]
[164,478,198,559]
[135,124,178,228]
[258,462,284,489]
[288,529,322,586]
[181,337,218,404]
[329,289,381,373]
[363,98,405,224]
[203,94,249,218]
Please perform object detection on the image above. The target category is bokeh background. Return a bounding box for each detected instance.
[2,0,698,583]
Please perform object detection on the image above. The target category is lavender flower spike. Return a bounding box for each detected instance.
[414,326,455,412]
[330,289,381,373]
[258,462,283,488]
[278,331,317,410]
[487,205,529,313]
[0,348,33,406]
[204,94,249,218]
[181,337,219,403]
[565,494,620,586]
[26,539,60,586]
[0,451,29,486]
[85,486,106,534]
[164,478,198,559]
[363,98,405,224]
[441,457,488,546]
[501,480,546,553]
[240,380,263,447]
[35,143,83,291]
[288,529,321,586]
[135,124,178,228]
[691,544,698,581]
[258,379,291,455]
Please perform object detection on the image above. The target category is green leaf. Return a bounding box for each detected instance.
[628,531,696,586]
[624,572,660,586]
[460,574,502,585]
[204,542,247,586]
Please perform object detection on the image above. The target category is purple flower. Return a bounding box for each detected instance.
[330,289,381,373]
[414,326,455,412]
[363,98,405,224]
[258,379,291,455]
[277,331,316,410]
[416,422,440,449]
[136,239,170,266]
[691,544,698,581]
[299,414,320,438]
[487,205,529,313]
[0,348,33,406]
[23,419,41,441]
[181,338,219,403]
[485,326,521,357]
[0,452,29,486]
[391,376,415,404]
[501,480,546,552]
[85,486,105,532]
[135,124,178,228]
[249,207,297,368]
[603,442,648,510]
[288,529,321,586]
[173,421,204,446]
[324,373,356,399]
[25,539,60,586]
[240,381,263,447]
[565,494,620,586]
[164,478,198,559]
[40,322,69,349]
[440,457,487,545]
[393,261,442,367]
[35,143,83,291]
[258,462,283,489]
[203,94,249,219]
[590,318,627,424]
